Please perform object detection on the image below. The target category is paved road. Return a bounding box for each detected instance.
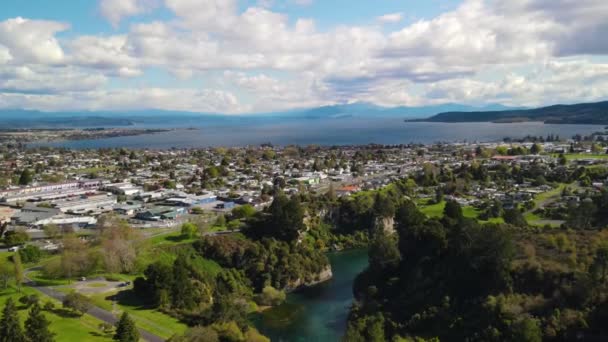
[25,272,164,342]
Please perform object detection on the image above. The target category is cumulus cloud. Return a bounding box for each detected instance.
[1,0,608,112]
[99,0,157,27]
[0,17,68,64]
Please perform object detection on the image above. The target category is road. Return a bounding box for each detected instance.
[25,270,164,342]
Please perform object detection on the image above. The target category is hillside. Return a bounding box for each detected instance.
[413,100,608,124]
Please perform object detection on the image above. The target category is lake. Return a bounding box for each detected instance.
[31,119,605,149]
[253,249,369,342]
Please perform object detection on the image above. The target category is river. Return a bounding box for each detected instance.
[253,249,369,342]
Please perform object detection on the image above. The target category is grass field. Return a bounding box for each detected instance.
[557,154,608,161]
[0,285,111,342]
[525,183,568,226]
[89,290,188,339]
[418,200,504,224]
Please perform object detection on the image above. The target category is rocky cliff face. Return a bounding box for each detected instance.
[375,216,395,235]
[285,265,333,292]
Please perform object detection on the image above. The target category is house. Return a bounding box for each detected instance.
[336,185,360,197]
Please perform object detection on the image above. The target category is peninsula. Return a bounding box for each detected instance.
[409,100,608,125]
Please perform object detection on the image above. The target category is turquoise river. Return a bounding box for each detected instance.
[253,249,369,342]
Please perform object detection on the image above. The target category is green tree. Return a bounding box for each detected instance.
[3,231,30,246]
[114,312,139,342]
[511,317,542,342]
[25,302,54,342]
[180,222,198,239]
[591,243,608,283]
[503,208,527,227]
[444,200,463,222]
[231,204,256,219]
[18,169,33,185]
[530,143,542,155]
[13,251,23,292]
[18,245,42,263]
[0,262,12,289]
[62,292,93,316]
[171,256,196,310]
[0,298,25,342]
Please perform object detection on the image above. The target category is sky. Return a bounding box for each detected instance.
[0,0,607,114]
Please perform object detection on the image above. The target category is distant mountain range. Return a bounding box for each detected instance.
[412,100,608,125]
[0,103,520,128]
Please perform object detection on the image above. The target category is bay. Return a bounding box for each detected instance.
[30,119,605,149]
[253,249,369,342]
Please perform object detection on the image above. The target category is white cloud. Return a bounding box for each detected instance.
[2,0,608,112]
[377,13,404,24]
[0,17,68,64]
[99,0,157,27]
[0,65,106,94]
[0,88,242,113]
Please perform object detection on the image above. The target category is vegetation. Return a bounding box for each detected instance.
[114,312,139,342]
[346,197,608,341]
[419,100,608,124]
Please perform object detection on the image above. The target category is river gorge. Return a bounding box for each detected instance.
[253,249,369,341]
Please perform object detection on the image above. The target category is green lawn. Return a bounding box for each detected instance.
[559,153,608,161]
[418,200,504,224]
[89,290,188,339]
[533,184,567,206]
[419,200,446,218]
[0,285,111,342]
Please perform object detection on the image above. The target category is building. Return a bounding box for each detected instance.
[103,182,142,196]
[0,180,103,203]
[52,194,117,214]
[135,207,185,221]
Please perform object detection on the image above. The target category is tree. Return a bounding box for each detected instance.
[114,312,139,342]
[444,200,463,222]
[3,230,29,246]
[25,302,54,342]
[43,224,61,240]
[168,326,219,342]
[18,169,33,185]
[0,298,25,342]
[100,223,142,274]
[19,294,39,308]
[591,243,608,283]
[503,208,527,227]
[262,194,305,241]
[62,292,93,316]
[180,222,198,239]
[231,204,256,219]
[0,262,12,289]
[530,143,542,155]
[171,255,196,310]
[13,251,23,292]
[18,245,42,263]
[255,286,286,306]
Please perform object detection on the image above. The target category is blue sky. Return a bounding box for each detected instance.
[0,0,607,113]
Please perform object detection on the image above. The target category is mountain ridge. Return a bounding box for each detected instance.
[411,100,608,125]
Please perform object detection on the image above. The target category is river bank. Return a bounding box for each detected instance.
[253,249,369,342]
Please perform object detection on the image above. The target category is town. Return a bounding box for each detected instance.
[1,136,607,236]
[2,135,608,341]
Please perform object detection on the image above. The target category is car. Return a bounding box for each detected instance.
[80,277,87,281]
[8,246,20,252]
